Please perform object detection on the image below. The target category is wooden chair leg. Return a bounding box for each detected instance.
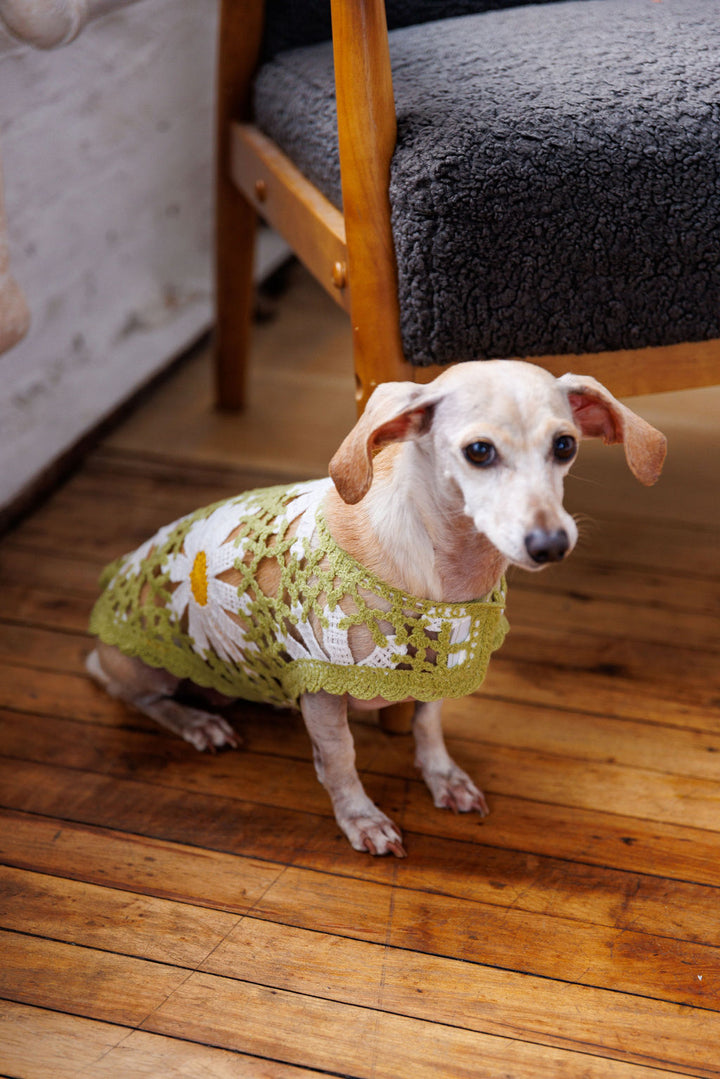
[214,179,256,411]
[380,701,415,735]
[213,0,264,411]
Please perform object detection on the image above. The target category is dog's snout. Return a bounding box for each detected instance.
[525,528,570,565]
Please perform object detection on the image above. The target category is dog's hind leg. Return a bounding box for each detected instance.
[86,643,239,752]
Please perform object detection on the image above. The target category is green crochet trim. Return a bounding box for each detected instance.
[89,481,509,707]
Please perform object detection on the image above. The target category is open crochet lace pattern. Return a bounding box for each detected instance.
[89,479,509,708]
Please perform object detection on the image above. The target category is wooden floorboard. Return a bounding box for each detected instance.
[1,263,719,1077]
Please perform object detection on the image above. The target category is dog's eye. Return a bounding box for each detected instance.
[464,441,497,467]
[553,434,577,462]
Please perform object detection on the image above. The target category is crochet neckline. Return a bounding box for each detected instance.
[314,507,505,615]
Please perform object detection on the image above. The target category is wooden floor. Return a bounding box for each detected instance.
[1,263,720,1078]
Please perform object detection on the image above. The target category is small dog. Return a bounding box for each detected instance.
[87,361,666,856]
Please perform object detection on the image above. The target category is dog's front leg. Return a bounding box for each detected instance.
[300,690,406,857]
[413,700,489,815]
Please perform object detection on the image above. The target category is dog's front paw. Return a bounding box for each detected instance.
[338,806,407,858]
[423,765,489,816]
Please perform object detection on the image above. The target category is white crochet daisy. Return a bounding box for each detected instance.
[119,521,177,579]
[276,601,409,670]
[279,478,333,558]
[164,501,250,663]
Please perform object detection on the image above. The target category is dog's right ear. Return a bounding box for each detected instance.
[558,373,667,486]
[329,381,438,504]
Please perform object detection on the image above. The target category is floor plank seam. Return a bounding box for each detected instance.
[2,963,717,1078]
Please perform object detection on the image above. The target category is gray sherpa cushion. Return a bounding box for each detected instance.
[254,0,720,365]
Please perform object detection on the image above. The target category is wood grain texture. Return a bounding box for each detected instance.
[1,264,718,1077]
[412,339,720,399]
[330,0,414,410]
[0,1003,328,1079]
[213,0,263,409]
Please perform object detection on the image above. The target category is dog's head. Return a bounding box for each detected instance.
[329,360,666,571]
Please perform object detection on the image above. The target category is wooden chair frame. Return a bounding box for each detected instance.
[215,0,411,415]
[215,0,720,414]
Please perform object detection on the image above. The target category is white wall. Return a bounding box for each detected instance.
[0,0,218,511]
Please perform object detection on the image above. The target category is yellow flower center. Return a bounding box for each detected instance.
[190,550,208,606]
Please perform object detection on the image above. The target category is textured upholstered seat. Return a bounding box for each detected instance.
[214,0,720,415]
[254,0,720,368]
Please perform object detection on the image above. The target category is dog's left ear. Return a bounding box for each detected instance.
[330,381,439,504]
[558,373,667,486]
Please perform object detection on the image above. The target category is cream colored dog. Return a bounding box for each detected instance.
[87,361,666,856]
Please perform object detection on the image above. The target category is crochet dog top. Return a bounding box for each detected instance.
[89,479,509,708]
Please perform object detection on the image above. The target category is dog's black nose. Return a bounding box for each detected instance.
[525,528,570,565]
